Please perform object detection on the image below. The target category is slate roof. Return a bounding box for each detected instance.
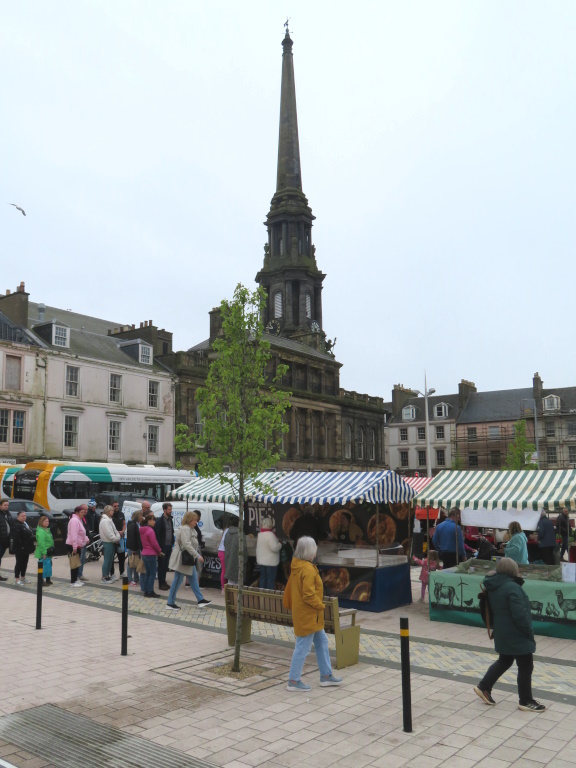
[457,388,533,424]
[28,302,125,336]
[540,387,576,414]
[188,333,338,364]
[0,311,42,347]
[388,393,462,425]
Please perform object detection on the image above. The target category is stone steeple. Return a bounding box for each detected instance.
[256,28,326,347]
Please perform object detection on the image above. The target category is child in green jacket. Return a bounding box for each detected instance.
[34,516,54,585]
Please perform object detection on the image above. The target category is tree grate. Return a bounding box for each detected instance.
[0,704,216,768]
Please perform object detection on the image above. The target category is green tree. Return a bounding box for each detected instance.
[178,283,291,671]
[504,419,538,470]
[451,450,464,470]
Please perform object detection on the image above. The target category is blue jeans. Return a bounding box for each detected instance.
[126,549,137,582]
[102,542,115,579]
[141,555,157,595]
[288,630,332,682]
[185,566,204,602]
[78,546,87,578]
[259,564,277,590]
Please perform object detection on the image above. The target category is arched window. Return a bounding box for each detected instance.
[357,427,365,460]
[368,428,375,461]
[305,293,312,320]
[344,423,352,460]
[274,291,283,319]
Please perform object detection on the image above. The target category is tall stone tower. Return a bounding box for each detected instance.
[255,28,326,351]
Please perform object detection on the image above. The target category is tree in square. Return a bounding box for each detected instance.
[504,419,538,470]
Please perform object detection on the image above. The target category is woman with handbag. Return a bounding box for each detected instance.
[99,505,120,584]
[126,509,143,586]
[35,515,55,586]
[12,510,35,585]
[66,505,90,587]
[140,513,163,598]
[166,511,211,610]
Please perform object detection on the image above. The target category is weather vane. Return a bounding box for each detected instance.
[284,17,290,34]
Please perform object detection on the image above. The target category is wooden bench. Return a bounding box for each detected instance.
[224,585,360,669]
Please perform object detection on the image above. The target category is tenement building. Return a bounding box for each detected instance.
[163,29,387,472]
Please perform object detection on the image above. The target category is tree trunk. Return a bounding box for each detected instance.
[233,474,245,672]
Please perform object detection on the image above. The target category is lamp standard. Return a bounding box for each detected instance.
[415,379,436,478]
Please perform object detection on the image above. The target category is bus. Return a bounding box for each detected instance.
[12,461,195,512]
[0,464,24,498]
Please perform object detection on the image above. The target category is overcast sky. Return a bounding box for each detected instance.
[2,1,575,401]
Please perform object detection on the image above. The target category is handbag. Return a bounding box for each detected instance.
[181,548,196,566]
[69,552,81,569]
[117,536,126,554]
[128,553,140,568]
[46,547,55,557]
[136,557,146,574]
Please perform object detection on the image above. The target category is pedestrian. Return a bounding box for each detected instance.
[154,502,174,591]
[99,505,120,583]
[140,512,163,598]
[412,550,441,602]
[432,509,466,568]
[194,510,204,580]
[0,497,12,581]
[256,516,282,590]
[126,509,143,586]
[12,510,35,585]
[556,508,570,562]
[109,501,127,579]
[283,536,343,692]
[78,502,92,582]
[35,515,54,586]
[166,511,211,610]
[66,505,90,587]
[536,511,556,565]
[217,517,229,592]
[224,516,244,586]
[473,557,546,712]
[504,522,529,565]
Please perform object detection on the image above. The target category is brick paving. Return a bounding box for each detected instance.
[1,557,576,767]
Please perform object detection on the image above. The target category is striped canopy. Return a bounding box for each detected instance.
[252,470,417,505]
[414,469,576,511]
[402,476,434,494]
[170,471,286,503]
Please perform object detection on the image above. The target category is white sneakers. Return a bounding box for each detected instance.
[71,581,84,588]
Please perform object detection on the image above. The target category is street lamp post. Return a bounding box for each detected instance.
[415,377,436,478]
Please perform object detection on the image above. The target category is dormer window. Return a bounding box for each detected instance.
[402,405,416,421]
[53,325,70,348]
[543,395,560,411]
[435,403,449,419]
[140,345,152,365]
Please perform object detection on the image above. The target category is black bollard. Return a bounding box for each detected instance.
[36,561,43,630]
[400,616,412,733]
[121,576,129,656]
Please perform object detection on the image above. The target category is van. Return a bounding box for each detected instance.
[151,501,240,583]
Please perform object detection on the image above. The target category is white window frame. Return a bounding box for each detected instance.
[569,445,576,463]
[140,344,153,365]
[489,425,501,440]
[546,446,557,464]
[435,403,448,419]
[400,427,408,442]
[400,450,409,468]
[109,373,122,404]
[467,427,477,442]
[436,426,445,440]
[436,448,445,467]
[417,426,426,441]
[65,365,79,398]
[64,415,79,449]
[148,380,159,409]
[545,421,555,437]
[109,420,121,452]
[53,325,70,348]
[417,450,426,467]
[0,408,25,448]
[4,355,22,392]
[147,424,159,455]
[543,395,560,411]
[402,405,416,421]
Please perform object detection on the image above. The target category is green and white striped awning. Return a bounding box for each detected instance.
[414,469,576,511]
[169,471,286,503]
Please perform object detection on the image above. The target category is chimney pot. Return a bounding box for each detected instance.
[140,322,143,328]
[6,289,10,296]
[149,320,152,326]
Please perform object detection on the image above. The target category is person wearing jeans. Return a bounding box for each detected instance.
[66,505,90,587]
[256,516,282,590]
[283,536,343,692]
[474,557,545,712]
[166,511,211,610]
[99,505,120,583]
[139,513,163,598]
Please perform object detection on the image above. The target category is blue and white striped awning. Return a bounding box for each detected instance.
[251,470,417,506]
[170,472,286,503]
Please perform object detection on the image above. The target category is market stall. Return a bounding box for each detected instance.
[250,470,417,612]
[415,469,576,638]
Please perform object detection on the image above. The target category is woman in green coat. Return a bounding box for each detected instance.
[34,516,54,585]
[473,557,544,712]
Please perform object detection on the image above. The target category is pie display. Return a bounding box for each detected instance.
[366,513,397,546]
[390,502,410,520]
[329,508,354,536]
[282,507,302,538]
[350,581,372,602]
[321,567,351,594]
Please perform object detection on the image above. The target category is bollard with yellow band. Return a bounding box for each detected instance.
[121,576,129,656]
[36,561,43,630]
[400,617,412,732]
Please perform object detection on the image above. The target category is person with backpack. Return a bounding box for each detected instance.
[473,557,545,712]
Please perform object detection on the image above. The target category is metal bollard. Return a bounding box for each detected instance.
[121,576,129,656]
[36,561,43,630]
[400,616,412,733]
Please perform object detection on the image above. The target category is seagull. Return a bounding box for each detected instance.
[10,203,26,216]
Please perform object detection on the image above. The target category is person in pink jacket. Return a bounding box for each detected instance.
[139,513,164,598]
[66,505,90,587]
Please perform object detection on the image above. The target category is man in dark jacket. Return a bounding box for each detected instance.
[155,502,174,590]
[556,508,570,562]
[473,557,545,712]
[0,498,11,580]
[432,509,466,568]
[537,511,556,565]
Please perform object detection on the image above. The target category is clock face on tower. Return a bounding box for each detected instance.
[266,319,282,335]
[310,320,320,333]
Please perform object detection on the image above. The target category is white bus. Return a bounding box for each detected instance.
[12,460,195,512]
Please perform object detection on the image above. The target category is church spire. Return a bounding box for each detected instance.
[276,27,302,192]
[256,27,326,347]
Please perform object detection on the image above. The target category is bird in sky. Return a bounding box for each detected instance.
[10,203,26,216]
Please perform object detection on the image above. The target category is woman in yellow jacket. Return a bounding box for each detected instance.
[283,536,343,692]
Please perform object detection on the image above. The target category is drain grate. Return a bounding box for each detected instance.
[0,704,216,768]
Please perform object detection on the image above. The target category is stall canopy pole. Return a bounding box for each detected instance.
[376,503,380,567]
[426,507,430,570]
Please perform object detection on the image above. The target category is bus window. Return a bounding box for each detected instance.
[13,471,40,501]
